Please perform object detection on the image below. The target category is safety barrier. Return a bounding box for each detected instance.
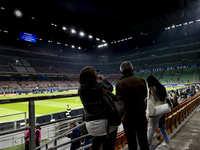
[1,89,199,150]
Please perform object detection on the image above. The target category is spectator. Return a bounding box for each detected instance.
[35,125,41,150]
[24,124,29,150]
[189,91,194,97]
[116,61,149,150]
[186,88,190,94]
[184,90,188,99]
[180,90,185,101]
[171,96,179,109]
[146,75,172,149]
[65,123,81,150]
[78,66,117,150]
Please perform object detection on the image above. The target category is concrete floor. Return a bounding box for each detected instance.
[121,105,200,150]
[52,104,200,150]
[155,106,200,150]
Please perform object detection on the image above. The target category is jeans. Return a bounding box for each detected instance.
[84,137,93,150]
[147,114,162,146]
[158,114,170,143]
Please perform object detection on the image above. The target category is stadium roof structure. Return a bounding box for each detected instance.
[0,0,200,51]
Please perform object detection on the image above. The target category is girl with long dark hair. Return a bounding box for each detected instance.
[146,75,172,149]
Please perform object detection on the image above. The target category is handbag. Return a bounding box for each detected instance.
[102,88,125,126]
[154,103,171,116]
[147,100,171,117]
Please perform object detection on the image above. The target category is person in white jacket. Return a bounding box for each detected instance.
[146,75,172,149]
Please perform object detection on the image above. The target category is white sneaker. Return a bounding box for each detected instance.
[163,142,172,149]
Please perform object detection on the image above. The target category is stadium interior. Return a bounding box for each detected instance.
[0,0,200,150]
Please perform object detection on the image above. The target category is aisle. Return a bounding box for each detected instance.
[155,107,200,150]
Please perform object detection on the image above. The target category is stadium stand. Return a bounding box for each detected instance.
[0,34,199,76]
[0,35,199,95]
[1,1,200,150]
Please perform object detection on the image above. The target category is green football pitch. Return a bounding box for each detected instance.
[0,87,183,122]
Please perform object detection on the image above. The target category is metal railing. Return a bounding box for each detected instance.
[0,93,79,150]
[39,121,92,150]
[0,115,83,150]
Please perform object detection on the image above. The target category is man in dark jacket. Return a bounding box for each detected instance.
[116,61,149,150]
[66,123,81,150]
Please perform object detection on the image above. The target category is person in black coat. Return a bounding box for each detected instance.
[78,66,117,150]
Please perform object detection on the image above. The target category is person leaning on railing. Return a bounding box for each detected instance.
[65,122,81,150]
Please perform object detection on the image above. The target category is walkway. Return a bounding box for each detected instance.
[121,103,200,150]
[155,106,200,150]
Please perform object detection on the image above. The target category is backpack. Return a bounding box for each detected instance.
[102,88,125,126]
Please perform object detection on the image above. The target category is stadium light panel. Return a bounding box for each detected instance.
[71,45,75,48]
[88,35,93,39]
[62,26,67,30]
[14,9,22,18]
[196,19,200,22]
[79,32,85,36]
[71,29,76,34]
